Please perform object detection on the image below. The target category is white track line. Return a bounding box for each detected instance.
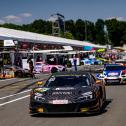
[0,89,31,100]
[0,95,30,107]
[0,78,17,81]
[0,73,50,82]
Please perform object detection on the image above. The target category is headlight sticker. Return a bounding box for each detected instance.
[35,88,49,93]
[81,91,93,99]
[48,76,55,82]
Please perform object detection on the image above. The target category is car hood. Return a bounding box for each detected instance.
[104,70,121,77]
[34,86,93,101]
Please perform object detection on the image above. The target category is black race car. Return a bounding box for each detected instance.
[3,65,31,78]
[29,71,106,114]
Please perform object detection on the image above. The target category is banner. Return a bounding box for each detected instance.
[4,40,15,46]
[83,46,93,51]
[96,48,105,52]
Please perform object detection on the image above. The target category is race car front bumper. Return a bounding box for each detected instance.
[104,77,122,84]
[29,98,101,114]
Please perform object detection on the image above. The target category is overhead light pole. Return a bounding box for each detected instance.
[49,13,65,37]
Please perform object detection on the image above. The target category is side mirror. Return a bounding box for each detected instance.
[96,73,105,80]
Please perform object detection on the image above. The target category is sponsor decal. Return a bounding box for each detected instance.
[55,87,74,90]
[108,72,119,76]
[35,88,49,93]
[48,76,55,82]
[52,92,72,95]
[52,100,68,104]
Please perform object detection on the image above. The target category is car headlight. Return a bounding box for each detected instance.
[103,71,107,76]
[34,93,45,101]
[78,91,94,101]
[81,91,93,99]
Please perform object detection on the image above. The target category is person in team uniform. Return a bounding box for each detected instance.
[73,55,77,71]
[27,56,34,78]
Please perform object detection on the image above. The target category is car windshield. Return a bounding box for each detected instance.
[44,75,90,87]
[36,63,42,66]
[105,65,125,71]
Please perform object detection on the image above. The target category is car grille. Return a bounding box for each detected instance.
[105,79,121,83]
[44,90,80,101]
[45,104,78,112]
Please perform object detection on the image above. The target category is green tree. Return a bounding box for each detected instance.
[121,27,126,45]
[75,19,85,41]
[95,19,106,45]
[65,20,75,38]
[105,19,126,46]
[64,32,74,39]
[84,21,96,42]
[25,19,52,34]
[2,23,22,30]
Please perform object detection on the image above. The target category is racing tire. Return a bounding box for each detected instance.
[98,97,103,113]
[16,71,23,78]
[103,89,106,102]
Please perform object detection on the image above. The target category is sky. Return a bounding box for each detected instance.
[0,0,126,25]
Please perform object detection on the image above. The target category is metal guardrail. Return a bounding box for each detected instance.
[82,65,104,73]
[67,65,104,73]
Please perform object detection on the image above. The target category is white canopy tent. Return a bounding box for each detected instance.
[0,27,106,48]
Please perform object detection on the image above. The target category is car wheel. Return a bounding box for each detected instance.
[51,67,58,73]
[103,89,106,102]
[98,97,103,113]
[16,71,23,78]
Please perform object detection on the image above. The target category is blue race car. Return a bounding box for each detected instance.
[81,58,102,65]
[101,64,125,85]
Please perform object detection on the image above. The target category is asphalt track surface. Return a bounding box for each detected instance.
[0,67,126,126]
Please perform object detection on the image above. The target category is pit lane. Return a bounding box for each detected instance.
[0,66,126,126]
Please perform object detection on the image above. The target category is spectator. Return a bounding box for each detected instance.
[63,56,67,66]
[27,56,34,78]
[36,54,43,62]
[73,55,77,71]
